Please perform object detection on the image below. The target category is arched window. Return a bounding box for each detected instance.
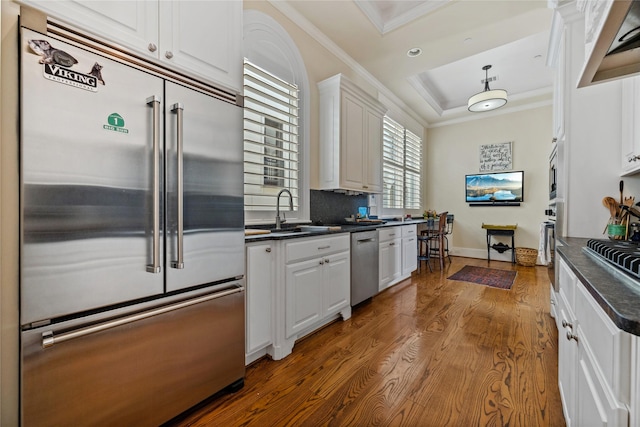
[243,10,310,224]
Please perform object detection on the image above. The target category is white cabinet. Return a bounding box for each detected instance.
[282,234,351,350]
[548,14,566,141]
[285,258,323,335]
[318,74,387,193]
[557,259,578,426]
[245,242,274,364]
[378,227,402,291]
[21,0,242,91]
[557,257,631,427]
[621,76,640,175]
[401,225,418,277]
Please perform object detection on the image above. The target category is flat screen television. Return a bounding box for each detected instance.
[465,170,524,204]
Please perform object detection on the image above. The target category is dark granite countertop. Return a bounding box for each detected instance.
[244,219,428,241]
[557,237,640,336]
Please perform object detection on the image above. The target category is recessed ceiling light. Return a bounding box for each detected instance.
[407,47,422,58]
[464,37,473,44]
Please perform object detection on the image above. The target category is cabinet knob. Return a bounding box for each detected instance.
[165,51,174,59]
[325,258,330,263]
[561,320,573,329]
[566,331,578,342]
[319,260,324,265]
[265,247,272,253]
[629,155,640,163]
[363,185,369,189]
[148,43,157,53]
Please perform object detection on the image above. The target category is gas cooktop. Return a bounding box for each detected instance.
[586,239,640,280]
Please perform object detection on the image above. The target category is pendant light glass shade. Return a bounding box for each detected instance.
[468,65,507,112]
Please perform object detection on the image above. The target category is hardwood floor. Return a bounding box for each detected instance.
[170,256,565,427]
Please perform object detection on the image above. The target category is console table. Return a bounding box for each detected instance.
[482,224,517,263]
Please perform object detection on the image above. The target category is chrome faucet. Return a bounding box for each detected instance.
[275,189,293,230]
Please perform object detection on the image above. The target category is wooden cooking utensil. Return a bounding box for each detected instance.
[602,196,619,219]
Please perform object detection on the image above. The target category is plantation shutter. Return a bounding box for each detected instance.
[382,116,422,210]
[404,129,422,209]
[243,59,299,211]
[382,117,404,209]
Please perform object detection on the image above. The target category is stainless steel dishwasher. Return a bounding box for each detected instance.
[351,229,379,306]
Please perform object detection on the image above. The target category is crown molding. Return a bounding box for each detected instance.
[267,0,430,129]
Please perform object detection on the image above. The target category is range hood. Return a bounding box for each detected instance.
[579,0,640,87]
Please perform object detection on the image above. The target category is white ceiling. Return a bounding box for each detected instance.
[272,0,555,127]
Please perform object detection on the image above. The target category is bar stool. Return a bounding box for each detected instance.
[443,214,454,262]
[427,212,448,270]
[417,233,432,272]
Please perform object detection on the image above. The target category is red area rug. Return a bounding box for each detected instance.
[447,265,516,290]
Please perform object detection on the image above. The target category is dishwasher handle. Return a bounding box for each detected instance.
[356,238,376,244]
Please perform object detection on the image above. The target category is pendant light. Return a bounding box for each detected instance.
[467,65,507,112]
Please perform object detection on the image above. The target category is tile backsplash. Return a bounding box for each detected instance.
[310,190,368,225]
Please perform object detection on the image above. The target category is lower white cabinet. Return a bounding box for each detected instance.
[557,257,631,426]
[245,242,274,365]
[277,233,351,359]
[285,250,350,336]
[401,225,418,276]
[379,225,417,292]
[379,227,402,291]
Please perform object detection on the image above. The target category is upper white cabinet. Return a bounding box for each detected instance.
[621,76,640,175]
[548,12,566,142]
[318,74,387,193]
[20,0,242,91]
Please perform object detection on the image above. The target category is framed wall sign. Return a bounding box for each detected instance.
[480,141,512,172]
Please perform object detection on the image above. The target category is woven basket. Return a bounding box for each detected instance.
[515,247,538,267]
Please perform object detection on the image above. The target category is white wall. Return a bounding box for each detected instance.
[426,106,552,260]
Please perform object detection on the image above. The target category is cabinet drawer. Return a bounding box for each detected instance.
[558,258,577,311]
[285,234,350,264]
[575,282,631,401]
[378,227,401,242]
[401,224,417,237]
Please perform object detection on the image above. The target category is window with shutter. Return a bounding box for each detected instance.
[382,116,422,210]
[243,60,299,212]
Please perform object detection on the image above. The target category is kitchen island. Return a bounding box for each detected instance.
[555,237,640,427]
[557,237,640,335]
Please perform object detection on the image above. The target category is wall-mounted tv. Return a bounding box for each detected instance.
[465,171,524,204]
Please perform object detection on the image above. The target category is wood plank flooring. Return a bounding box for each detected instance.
[169,256,565,427]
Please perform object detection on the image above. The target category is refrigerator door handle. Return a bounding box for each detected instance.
[171,102,185,269]
[41,285,245,349]
[146,95,162,274]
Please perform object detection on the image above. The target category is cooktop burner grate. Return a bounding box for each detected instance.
[586,239,640,280]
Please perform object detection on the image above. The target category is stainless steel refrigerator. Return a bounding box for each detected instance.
[20,24,245,426]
